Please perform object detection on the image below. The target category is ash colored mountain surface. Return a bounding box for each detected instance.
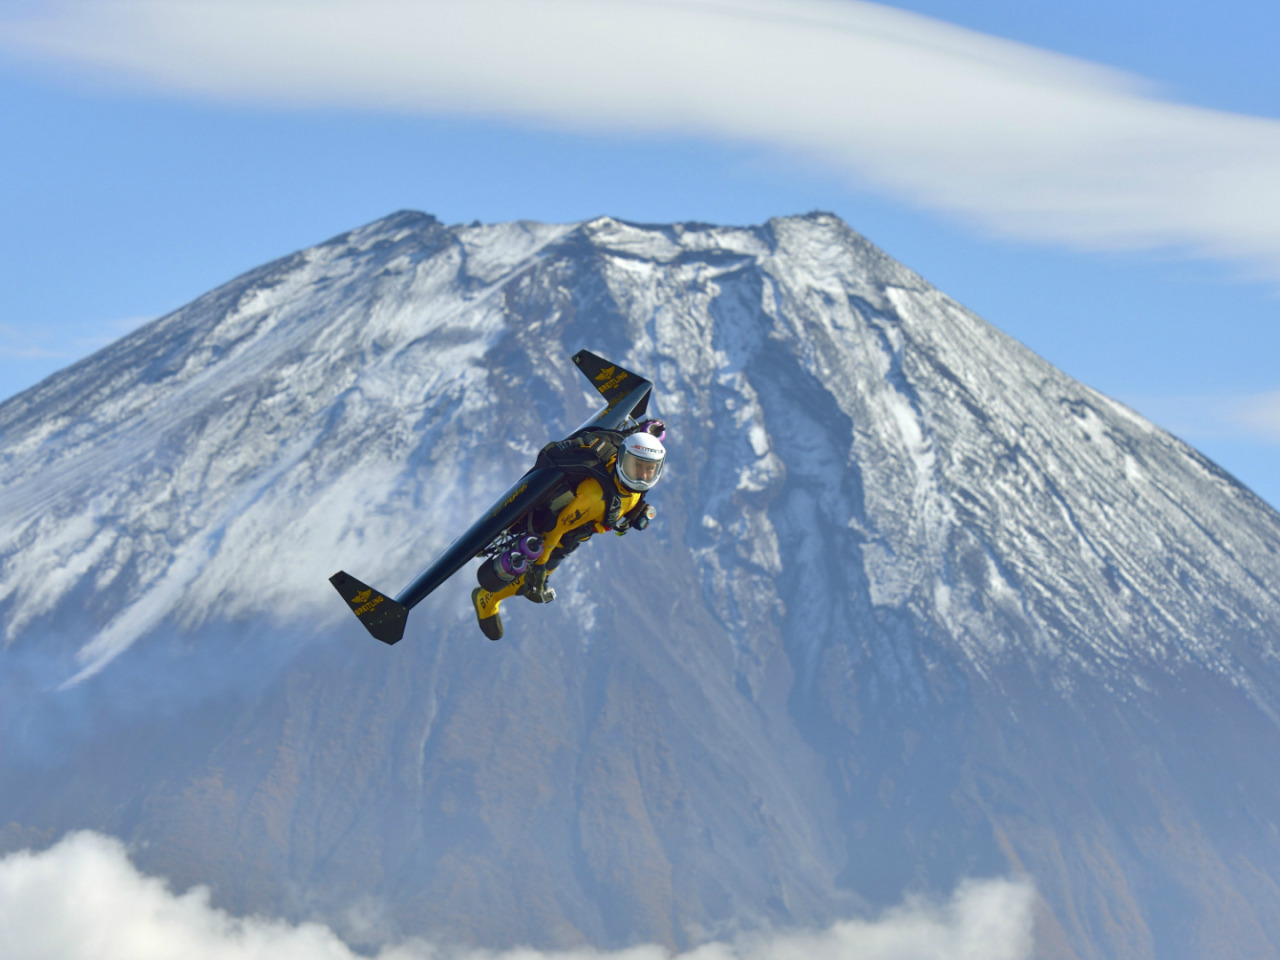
[4,211,1280,959]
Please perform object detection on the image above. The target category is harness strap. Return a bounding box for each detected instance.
[536,429,625,528]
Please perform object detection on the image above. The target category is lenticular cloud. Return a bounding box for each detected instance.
[0,832,1035,960]
[5,0,1280,273]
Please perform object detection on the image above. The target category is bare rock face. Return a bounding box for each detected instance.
[4,210,1280,959]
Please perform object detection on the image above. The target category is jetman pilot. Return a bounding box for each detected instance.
[471,421,666,639]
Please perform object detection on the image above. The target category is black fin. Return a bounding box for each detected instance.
[572,350,650,419]
[330,570,408,645]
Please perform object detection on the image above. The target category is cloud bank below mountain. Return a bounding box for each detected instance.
[0,832,1035,960]
[5,0,1280,274]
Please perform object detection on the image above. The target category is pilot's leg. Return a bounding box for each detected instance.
[522,562,554,603]
[472,575,524,640]
[522,529,589,603]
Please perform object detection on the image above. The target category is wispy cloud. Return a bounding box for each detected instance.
[0,317,152,361]
[0,831,1037,960]
[4,0,1280,273]
[1229,391,1280,444]
[1127,391,1280,446]
[0,324,73,361]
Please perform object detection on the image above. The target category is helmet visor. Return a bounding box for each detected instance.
[618,448,664,491]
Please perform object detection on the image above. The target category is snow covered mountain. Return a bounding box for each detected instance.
[4,210,1280,959]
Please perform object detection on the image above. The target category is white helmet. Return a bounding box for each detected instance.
[617,431,666,492]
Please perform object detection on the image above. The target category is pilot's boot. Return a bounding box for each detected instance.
[472,575,524,640]
[471,587,504,640]
[520,564,556,603]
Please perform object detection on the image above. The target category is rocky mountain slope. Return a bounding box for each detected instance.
[4,210,1280,959]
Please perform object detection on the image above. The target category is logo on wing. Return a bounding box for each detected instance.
[354,595,385,616]
[503,482,529,508]
[595,365,616,382]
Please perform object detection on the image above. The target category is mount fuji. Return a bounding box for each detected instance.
[3,210,1280,960]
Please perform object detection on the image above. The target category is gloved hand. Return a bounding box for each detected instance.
[521,564,556,603]
[633,504,656,530]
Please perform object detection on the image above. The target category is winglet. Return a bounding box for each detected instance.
[572,350,650,420]
[330,570,408,645]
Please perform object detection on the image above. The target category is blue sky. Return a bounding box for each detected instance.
[2,0,1278,506]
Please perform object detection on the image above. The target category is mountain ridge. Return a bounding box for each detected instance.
[4,209,1280,958]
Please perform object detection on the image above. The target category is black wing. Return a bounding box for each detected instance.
[329,571,408,645]
[569,349,652,433]
[393,467,565,611]
[331,350,654,643]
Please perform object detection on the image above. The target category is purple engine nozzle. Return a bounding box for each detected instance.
[499,549,529,579]
[517,535,544,561]
[640,419,666,443]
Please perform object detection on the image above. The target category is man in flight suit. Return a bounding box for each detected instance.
[471,423,666,640]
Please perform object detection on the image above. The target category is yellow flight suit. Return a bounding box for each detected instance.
[473,466,641,625]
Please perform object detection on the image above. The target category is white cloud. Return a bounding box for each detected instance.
[0,831,1036,960]
[0,317,152,362]
[3,0,1280,273]
[1126,391,1280,446]
[0,323,74,361]
[1229,391,1280,444]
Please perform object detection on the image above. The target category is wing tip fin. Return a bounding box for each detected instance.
[572,350,643,397]
[330,570,408,645]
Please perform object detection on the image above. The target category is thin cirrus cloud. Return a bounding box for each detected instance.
[4,0,1280,273]
[1127,391,1280,447]
[0,831,1037,960]
[0,317,152,361]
